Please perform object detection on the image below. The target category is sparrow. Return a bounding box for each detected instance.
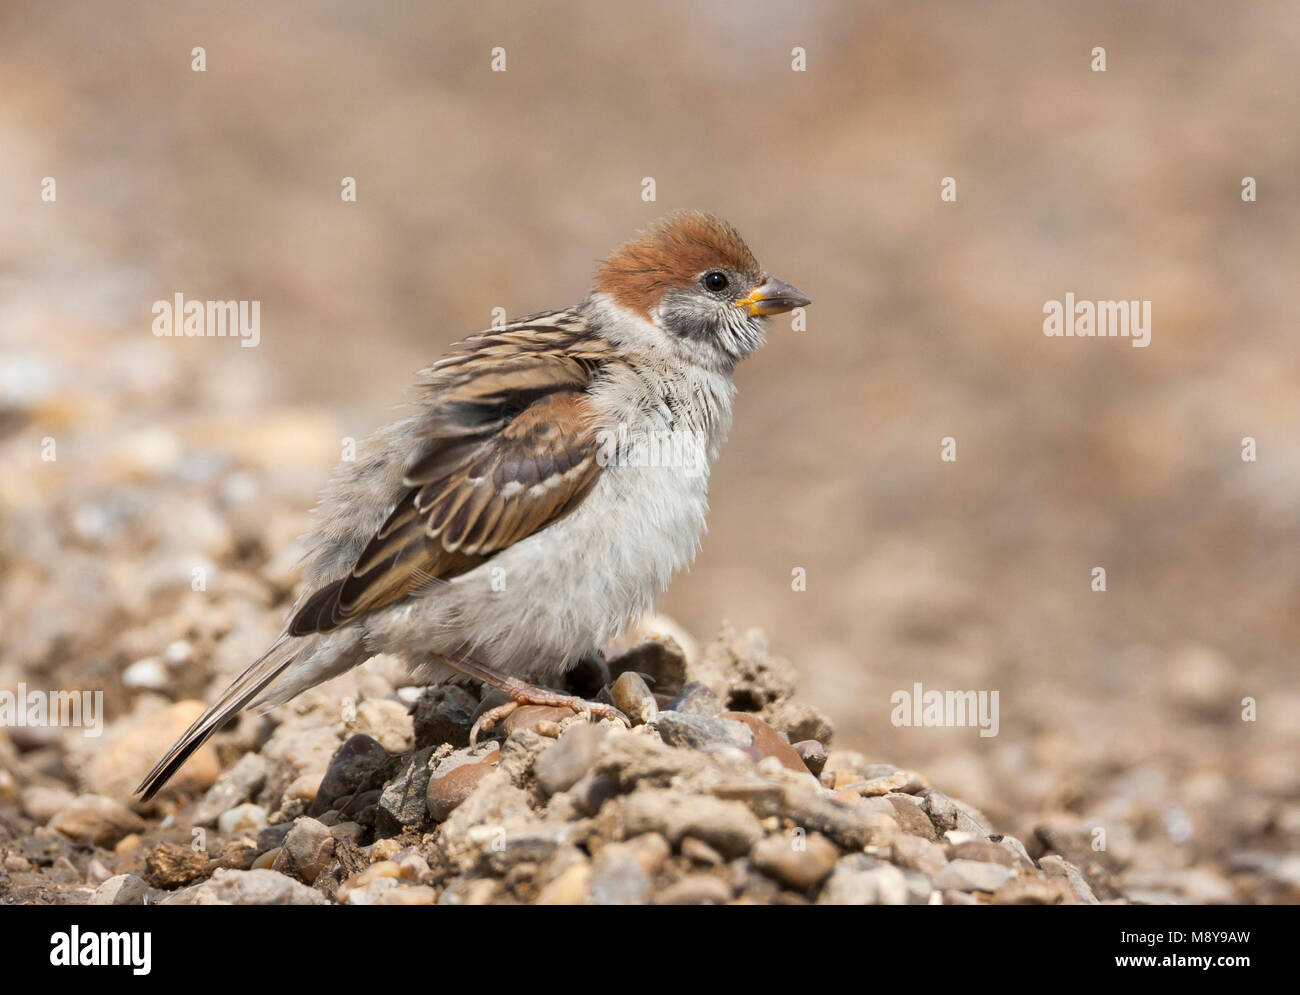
[138,210,810,800]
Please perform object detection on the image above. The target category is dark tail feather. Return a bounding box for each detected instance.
[135,636,300,801]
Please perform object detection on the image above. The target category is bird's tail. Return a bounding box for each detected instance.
[135,634,302,801]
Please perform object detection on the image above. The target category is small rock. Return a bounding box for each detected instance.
[949,838,1018,867]
[426,746,500,821]
[373,884,437,905]
[589,850,652,905]
[1040,855,1101,904]
[193,753,269,826]
[992,877,1069,905]
[256,823,294,853]
[934,859,1016,893]
[20,785,74,822]
[330,821,366,846]
[412,685,479,748]
[536,863,592,904]
[818,858,910,905]
[792,740,827,777]
[144,843,208,889]
[49,794,146,848]
[160,867,329,905]
[780,786,898,850]
[122,657,169,691]
[652,712,753,751]
[377,746,435,830]
[535,724,606,796]
[272,817,334,884]
[91,874,150,906]
[664,681,723,716]
[891,834,949,878]
[308,734,391,817]
[751,831,839,890]
[680,837,725,867]
[762,699,835,745]
[886,793,939,840]
[610,672,658,725]
[217,803,268,837]
[618,789,763,859]
[720,711,805,773]
[350,698,414,754]
[656,874,732,905]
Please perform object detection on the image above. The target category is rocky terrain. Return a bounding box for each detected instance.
[4,623,1122,906]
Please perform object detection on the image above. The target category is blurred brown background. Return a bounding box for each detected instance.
[2,1,1298,899]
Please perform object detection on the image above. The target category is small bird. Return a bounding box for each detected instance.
[138,211,810,800]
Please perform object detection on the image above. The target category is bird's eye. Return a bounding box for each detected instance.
[702,271,729,293]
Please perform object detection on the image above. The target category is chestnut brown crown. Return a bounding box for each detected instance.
[592,211,763,317]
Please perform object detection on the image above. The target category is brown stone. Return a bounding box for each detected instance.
[426,746,500,821]
[719,711,806,773]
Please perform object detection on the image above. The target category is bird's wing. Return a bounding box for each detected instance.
[289,310,613,636]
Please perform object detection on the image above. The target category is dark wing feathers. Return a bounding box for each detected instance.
[288,311,610,638]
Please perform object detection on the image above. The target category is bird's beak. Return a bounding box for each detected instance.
[735,276,812,316]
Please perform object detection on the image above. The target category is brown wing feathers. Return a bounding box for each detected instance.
[289,315,609,637]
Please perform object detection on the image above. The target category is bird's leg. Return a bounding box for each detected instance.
[445,655,628,747]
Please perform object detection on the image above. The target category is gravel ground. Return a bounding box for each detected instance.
[3,621,1113,906]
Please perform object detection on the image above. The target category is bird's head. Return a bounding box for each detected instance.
[591,211,811,370]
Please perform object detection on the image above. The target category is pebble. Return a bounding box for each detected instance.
[272,817,334,884]
[373,884,437,905]
[780,786,898,850]
[308,734,390,817]
[160,868,329,905]
[217,803,268,837]
[330,821,365,846]
[535,863,592,904]
[934,859,1016,893]
[144,843,208,888]
[1039,854,1100,904]
[535,723,606,796]
[351,698,414,754]
[377,746,435,830]
[425,745,500,821]
[885,793,939,840]
[948,838,1017,867]
[193,753,269,826]
[20,785,74,822]
[49,795,146,848]
[656,874,733,905]
[792,740,827,777]
[750,831,839,890]
[589,850,652,905]
[891,833,949,877]
[652,712,753,751]
[680,836,725,867]
[122,657,169,691]
[370,838,403,862]
[91,874,150,906]
[413,685,478,748]
[618,789,763,859]
[719,711,806,773]
[663,681,723,716]
[818,859,911,905]
[611,671,658,725]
